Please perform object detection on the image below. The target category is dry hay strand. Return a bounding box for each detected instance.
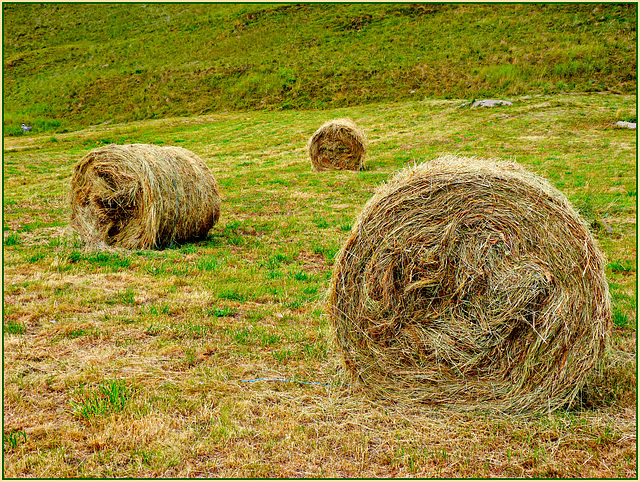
[307,118,366,171]
[70,144,221,250]
[328,155,612,413]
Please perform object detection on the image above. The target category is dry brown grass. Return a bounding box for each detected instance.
[3,321,635,478]
[2,95,635,478]
[70,144,221,250]
[328,155,612,413]
[307,118,366,171]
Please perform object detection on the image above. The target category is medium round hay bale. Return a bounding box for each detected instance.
[328,155,612,413]
[70,144,221,250]
[308,118,366,171]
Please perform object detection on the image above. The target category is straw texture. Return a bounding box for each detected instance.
[308,118,366,171]
[328,155,612,413]
[70,144,221,249]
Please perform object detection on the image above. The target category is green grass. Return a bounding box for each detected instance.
[2,3,636,478]
[66,251,132,271]
[70,379,134,420]
[3,430,27,451]
[4,320,26,335]
[4,232,21,246]
[205,307,237,318]
[609,259,636,274]
[4,96,634,477]
[3,3,636,134]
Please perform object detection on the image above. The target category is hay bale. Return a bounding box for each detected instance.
[70,144,221,250]
[328,155,612,413]
[308,118,366,171]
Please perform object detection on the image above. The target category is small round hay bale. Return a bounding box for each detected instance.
[308,118,366,171]
[70,144,221,250]
[328,155,612,413]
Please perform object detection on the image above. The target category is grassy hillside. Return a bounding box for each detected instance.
[2,2,637,478]
[3,94,637,478]
[3,3,637,134]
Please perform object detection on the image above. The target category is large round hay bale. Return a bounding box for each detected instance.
[70,144,221,250]
[308,118,366,171]
[328,155,612,413]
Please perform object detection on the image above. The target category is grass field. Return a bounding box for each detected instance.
[3,3,637,134]
[3,93,636,477]
[3,2,638,478]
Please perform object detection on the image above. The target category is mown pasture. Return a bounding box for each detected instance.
[3,94,636,477]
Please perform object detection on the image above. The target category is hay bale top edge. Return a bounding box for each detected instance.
[367,154,580,217]
[308,117,367,145]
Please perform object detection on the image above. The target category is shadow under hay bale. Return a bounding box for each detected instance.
[328,155,612,413]
[308,118,366,171]
[70,144,221,250]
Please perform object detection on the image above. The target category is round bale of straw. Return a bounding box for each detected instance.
[328,155,611,413]
[70,144,221,250]
[308,118,366,171]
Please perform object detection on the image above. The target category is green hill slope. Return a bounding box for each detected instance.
[3,3,637,134]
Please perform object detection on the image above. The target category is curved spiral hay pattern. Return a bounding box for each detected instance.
[328,155,611,413]
[307,118,366,171]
